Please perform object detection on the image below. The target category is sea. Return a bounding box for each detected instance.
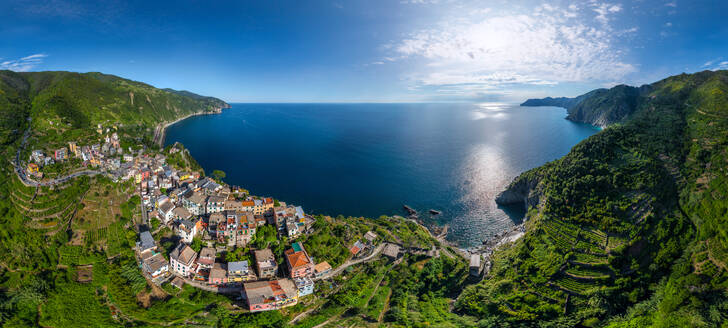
[164,103,598,247]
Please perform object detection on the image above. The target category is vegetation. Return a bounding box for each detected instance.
[0,70,232,327]
[459,70,728,327]
[3,69,728,327]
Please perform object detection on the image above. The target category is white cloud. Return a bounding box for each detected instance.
[391,3,634,96]
[665,1,677,7]
[593,2,622,24]
[0,53,48,72]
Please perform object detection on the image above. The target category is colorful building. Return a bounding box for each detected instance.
[284,242,313,279]
[242,279,298,312]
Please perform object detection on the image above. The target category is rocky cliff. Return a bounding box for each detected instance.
[522,85,649,127]
[494,164,548,212]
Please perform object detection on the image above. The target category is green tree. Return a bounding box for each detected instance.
[211,170,226,181]
[190,237,204,253]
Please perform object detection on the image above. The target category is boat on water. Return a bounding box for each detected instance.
[429,209,441,215]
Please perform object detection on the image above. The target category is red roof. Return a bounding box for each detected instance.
[350,246,361,255]
[284,243,311,269]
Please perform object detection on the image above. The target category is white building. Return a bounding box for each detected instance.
[176,219,198,244]
[158,201,175,224]
[170,243,198,277]
[142,253,169,278]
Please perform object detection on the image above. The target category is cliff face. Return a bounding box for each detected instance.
[494,165,548,212]
[565,85,645,127]
[522,85,648,127]
[520,96,582,108]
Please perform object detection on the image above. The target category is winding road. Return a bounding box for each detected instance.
[12,118,106,187]
[16,166,103,187]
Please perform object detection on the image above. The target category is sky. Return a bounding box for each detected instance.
[1,0,727,103]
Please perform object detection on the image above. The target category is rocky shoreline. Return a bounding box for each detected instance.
[405,210,527,273]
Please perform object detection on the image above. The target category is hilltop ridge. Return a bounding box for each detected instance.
[522,84,652,127]
[0,70,229,144]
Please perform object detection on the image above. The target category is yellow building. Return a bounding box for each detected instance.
[27,163,39,174]
[68,142,78,156]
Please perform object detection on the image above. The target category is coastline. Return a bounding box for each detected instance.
[154,107,226,147]
[160,103,527,270]
[399,213,525,267]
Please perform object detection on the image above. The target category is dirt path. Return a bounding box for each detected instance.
[365,257,402,306]
[314,243,386,281]
[289,301,324,325]
[377,289,392,324]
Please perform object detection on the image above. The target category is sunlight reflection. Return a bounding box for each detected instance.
[471,103,510,120]
[450,137,518,246]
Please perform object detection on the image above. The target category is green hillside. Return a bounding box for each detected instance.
[458,70,728,327]
[0,70,471,328]
[2,69,728,327]
[522,85,650,127]
[0,70,229,146]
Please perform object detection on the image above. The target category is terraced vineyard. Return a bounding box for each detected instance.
[532,217,619,302]
[9,175,90,233]
[551,276,600,295]
[74,181,132,231]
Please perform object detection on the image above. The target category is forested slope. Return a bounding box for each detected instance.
[459,70,728,327]
[0,71,230,327]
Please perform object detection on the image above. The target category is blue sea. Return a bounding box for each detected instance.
[164,103,598,247]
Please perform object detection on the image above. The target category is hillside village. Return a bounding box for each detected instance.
[18,124,395,313]
[0,71,478,327]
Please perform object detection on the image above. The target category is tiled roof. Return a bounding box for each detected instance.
[144,253,168,272]
[173,206,191,218]
[254,249,276,269]
[199,247,216,259]
[243,279,297,306]
[187,191,207,204]
[210,264,227,280]
[314,262,331,273]
[209,212,225,224]
[364,231,378,242]
[159,201,174,213]
[285,242,311,269]
[382,244,401,258]
[170,244,197,265]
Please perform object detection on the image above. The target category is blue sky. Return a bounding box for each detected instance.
[1,0,727,102]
